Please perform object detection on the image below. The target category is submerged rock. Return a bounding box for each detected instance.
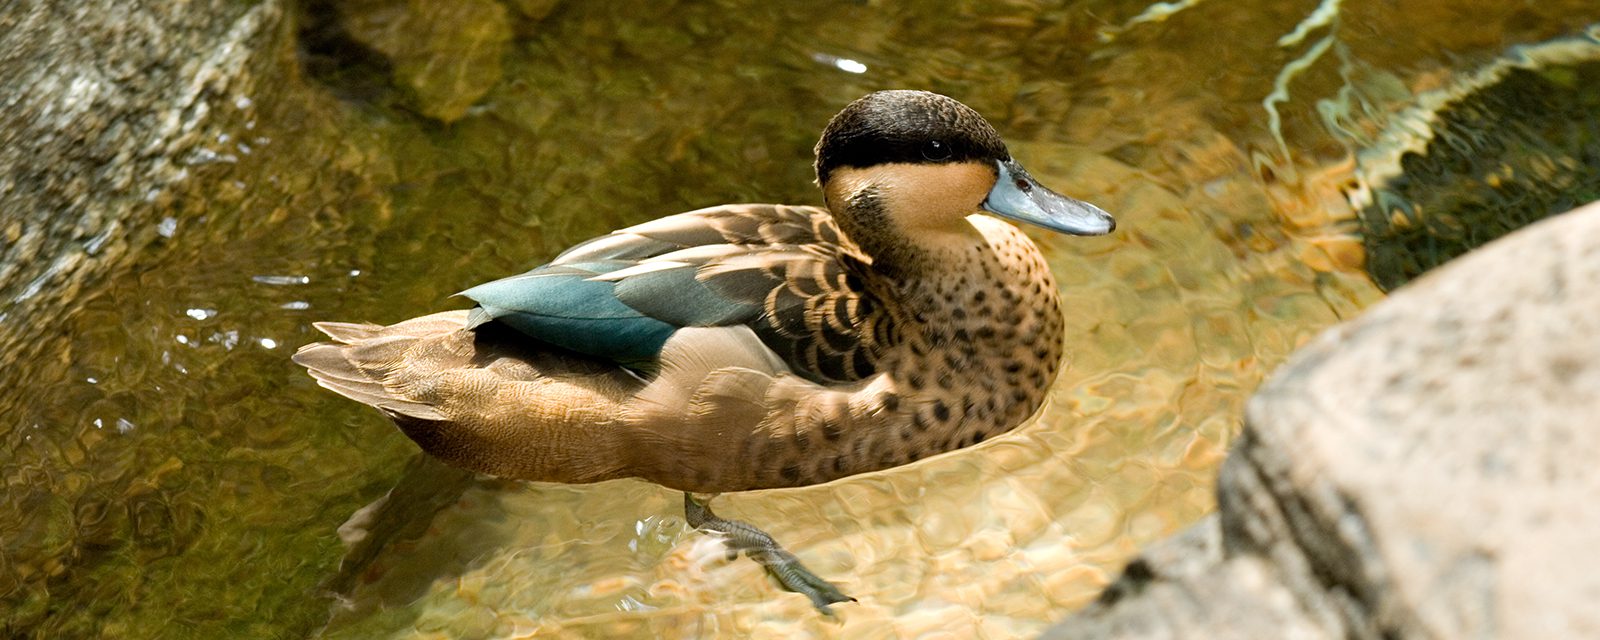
[0,2,283,423]
[1046,200,1600,638]
[336,0,513,123]
[1351,30,1600,290]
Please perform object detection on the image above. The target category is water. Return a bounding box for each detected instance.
[4,0,1597,637]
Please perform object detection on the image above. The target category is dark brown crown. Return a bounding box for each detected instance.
[814,90,1010,184]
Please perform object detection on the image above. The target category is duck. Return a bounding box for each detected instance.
[293,90,1114,613]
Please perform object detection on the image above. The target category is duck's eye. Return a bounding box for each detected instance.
[921,140,952,161]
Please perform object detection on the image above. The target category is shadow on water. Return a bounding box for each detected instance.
[3,0,1598,637]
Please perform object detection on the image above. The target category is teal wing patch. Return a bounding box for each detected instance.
[460,261,677,364]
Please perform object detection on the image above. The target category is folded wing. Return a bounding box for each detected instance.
[460,204,889,384]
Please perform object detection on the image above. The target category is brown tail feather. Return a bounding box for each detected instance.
[293,310,642,486]
[292,342,365,382]
[312,321,385,344]
[293,339,447,421]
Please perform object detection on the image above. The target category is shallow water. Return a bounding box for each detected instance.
[4,1,1598,637]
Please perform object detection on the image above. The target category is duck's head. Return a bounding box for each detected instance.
[815,90,1114,249]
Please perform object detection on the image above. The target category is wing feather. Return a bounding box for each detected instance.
[460,204,889,383]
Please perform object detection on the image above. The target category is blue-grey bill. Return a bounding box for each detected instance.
[981,158,1115,235]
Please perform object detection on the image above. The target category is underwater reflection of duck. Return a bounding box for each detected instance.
[293,90,1114,613]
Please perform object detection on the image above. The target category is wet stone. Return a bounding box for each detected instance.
[1357,54,1600,290]
[337,0,513,123]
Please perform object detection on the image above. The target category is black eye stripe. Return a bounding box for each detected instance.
[922,139,951,161]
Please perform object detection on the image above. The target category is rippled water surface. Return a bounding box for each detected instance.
[5,1,1599,637]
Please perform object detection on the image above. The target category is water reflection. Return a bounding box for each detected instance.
[3,0,1598,637]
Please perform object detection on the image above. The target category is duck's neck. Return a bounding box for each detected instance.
[874,210,1067,431]
[883,215,1064,352]
[830,183,985,277]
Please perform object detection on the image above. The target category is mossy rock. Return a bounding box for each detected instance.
[1360,58,1600,290]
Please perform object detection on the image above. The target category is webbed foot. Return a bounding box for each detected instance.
[683,492,855,615]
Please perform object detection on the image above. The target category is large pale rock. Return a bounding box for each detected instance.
[1228,199,1600,638]
[1041,518,1333,640]
[1045,200,1600,638]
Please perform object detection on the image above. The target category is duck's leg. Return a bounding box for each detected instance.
[683,492,855,614]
